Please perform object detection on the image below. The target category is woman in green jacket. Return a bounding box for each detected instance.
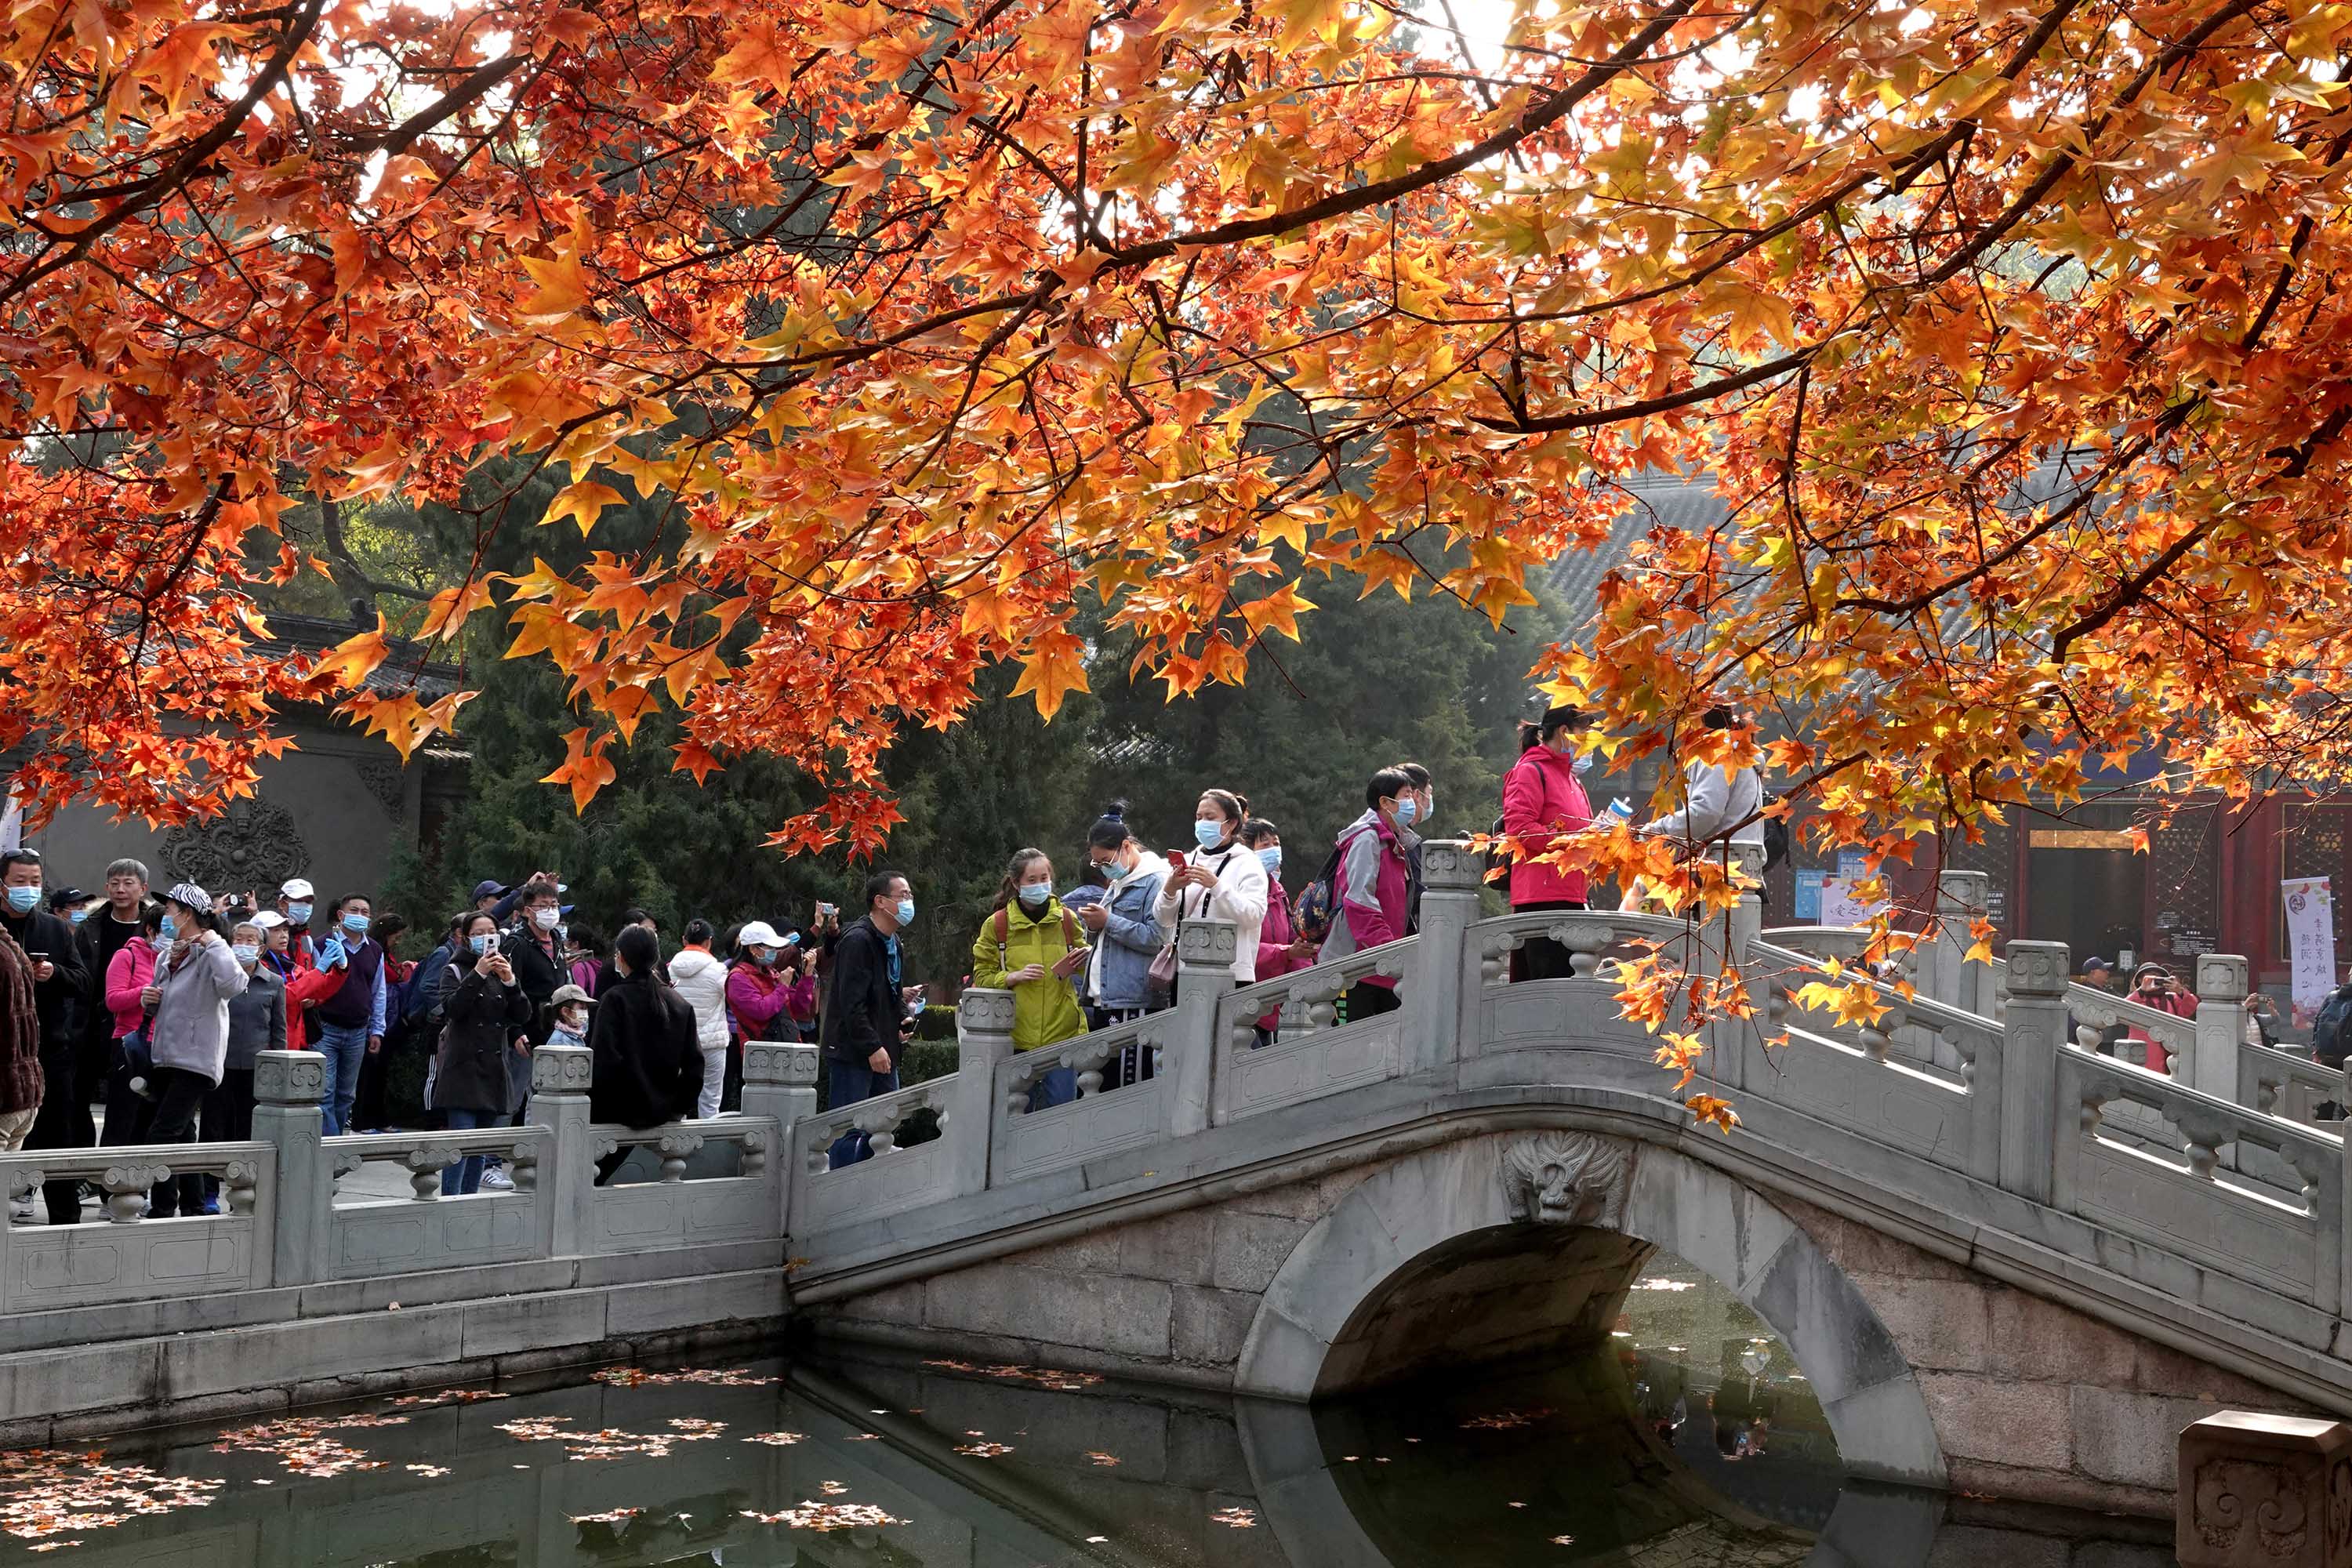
[970,848,1093,1109]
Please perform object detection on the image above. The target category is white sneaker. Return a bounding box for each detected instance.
[479,1167,514,1192]
[8,1200,32,1223]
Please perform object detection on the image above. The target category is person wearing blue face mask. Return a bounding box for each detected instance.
[971,849,1091,1109]
[1241,818,1316,1048]
[310,891,389,1135]
[1080,803,1172,1054]
[428,912,531,1195]
[1316,767,1418,1020]
[274,878,318,964]
[818,870,919,1167]
[1152,788,1269,991]
[1501,702,1597,982]
[4,848,94,1223]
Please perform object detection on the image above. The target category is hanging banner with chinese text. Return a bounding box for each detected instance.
[2283,877,2336,1027]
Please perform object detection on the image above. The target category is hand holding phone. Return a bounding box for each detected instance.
[1052,946,1092,979]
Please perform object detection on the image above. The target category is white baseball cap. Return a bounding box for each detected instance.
[736,920,786,949]
[250,910,288,931]
[280,878,314,900]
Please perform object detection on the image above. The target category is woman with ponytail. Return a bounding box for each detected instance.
[1502,704,1595,981]
[1152,788,1269,985]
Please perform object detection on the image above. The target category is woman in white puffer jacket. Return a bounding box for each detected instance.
[666,919,732,1118]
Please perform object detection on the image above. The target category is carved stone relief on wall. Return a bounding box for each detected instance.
[159,799,309,892]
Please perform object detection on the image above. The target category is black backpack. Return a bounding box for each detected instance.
[2313,984,2352,1067]
[1762,805,1791,873]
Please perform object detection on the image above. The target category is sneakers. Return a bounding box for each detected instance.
[479,1167,514,1192]
[8,1199,33,1223]
[200,1196,220,1216]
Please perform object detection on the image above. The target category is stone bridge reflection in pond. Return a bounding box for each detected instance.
[0,1339,2176,1566]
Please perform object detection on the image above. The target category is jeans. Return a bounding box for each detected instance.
[826,1059,898,1169]
[696,1048,727,1120]
[314,1024,369,1136]
[144,1067,212,1218]
[439,1107,497,1195]
[1027,1066,1078,1111]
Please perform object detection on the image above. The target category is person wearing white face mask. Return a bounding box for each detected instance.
[212,919,285,1160]
[972,849,1092,1109]
[1152,789,1269,988]
[1501,703,1597,982]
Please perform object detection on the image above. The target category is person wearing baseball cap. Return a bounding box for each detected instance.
[275,879,317,962]
[471,880,506,912]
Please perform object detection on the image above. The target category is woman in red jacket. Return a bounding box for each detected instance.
[1501,704,1595,981]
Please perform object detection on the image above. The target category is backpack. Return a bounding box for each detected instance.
[2313,984,2352,1067]
[1762,802,1791,873]
[1293,840,1348,946]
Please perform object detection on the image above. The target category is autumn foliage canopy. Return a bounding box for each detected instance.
[4,0,2350,921]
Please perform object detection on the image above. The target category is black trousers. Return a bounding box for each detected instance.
[1345,982,1402,1021]
[1512,898,1587,982]
[143,1067,211,1218]
[27,1044,93,1224]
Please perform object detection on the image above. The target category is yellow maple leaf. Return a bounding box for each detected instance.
[543,727,619,813]
[1238,582,1316,641]
[544,480,625,535]
[1010,631,1091,720]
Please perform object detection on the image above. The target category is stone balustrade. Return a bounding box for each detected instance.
[0,1038,815,1312]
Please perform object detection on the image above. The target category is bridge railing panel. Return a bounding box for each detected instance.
[786,1073,959,1236]
[1465,909,1691,1062]
[2239,1044,2343,1129]
[2053,1048,2343,1319]
[1748,938,1999,1181]
[1210,940,1415,1124]
[990,1011,1174,1184]
[590,1115,782,1254]
[325,1127,551,1280]
[0,1141,275,1309]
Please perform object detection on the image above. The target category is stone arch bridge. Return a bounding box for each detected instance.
[787,846,2352,1516]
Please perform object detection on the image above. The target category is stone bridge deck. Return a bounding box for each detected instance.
[788,846,2352,1515]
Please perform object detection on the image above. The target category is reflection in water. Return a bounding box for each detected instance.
[0,1260,2178,1566]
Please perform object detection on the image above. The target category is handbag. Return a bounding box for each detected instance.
[1145,938,1179,1011]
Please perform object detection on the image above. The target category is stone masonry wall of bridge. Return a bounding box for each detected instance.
[809,1131,2301,1517]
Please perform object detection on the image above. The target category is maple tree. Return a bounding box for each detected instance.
[7,0,2352,1109]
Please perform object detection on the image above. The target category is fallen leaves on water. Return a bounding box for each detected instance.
[953,1441,1014,1459]
[818,1481,848,1496]
[742,1502,906,1530]
[1552,1536,1577,1546]
[742,1432,806,1446]
[591,1367,775,1388]
[570,1508,643,1524]
[497,1415,727,1461]
[387,1390,511,1407]
[1210,1507,1258,1528]
[921,1358,1101,1392]
[212,1415,410,1478]
[1461,1408,1553,1431]
[405,1465,450,1478]
[0,1450,224,1541]
[1085,1452,1121,1467]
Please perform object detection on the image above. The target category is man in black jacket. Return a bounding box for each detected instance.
[818,871,914,1168]
[2,850,93,1224]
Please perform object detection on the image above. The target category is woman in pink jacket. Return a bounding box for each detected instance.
[1243,818,1313,1045]
[1501,704,1595,981]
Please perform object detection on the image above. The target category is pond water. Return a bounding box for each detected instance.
[0,1253,2177,1566]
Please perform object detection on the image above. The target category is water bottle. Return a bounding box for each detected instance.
[1606,797,1634,825]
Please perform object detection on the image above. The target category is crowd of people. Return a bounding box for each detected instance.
[0,700,1784,1214]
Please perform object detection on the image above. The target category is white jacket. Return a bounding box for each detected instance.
[667,947,730,1053]
[1152,841,1267,982]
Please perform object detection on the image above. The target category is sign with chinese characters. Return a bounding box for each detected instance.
[2283,877,2336,1027]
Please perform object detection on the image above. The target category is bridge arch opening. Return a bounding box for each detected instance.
[1232,1129,1946,1490]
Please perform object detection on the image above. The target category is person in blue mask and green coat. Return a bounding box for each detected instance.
[971,848,1092,1110]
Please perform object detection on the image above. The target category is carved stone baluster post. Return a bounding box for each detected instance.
[1169,920,1238,1138]
[525,1043,593,1259]
[1923,870,1991,1012]
[253,1050,328,1287]
[953,989,1015,1200]
[1413,841,1480,1076]
[1998,940,2071,1205]
[1704,844,1769,1093]
[740,1040,815,1221]
[2190,955,2249,1109]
